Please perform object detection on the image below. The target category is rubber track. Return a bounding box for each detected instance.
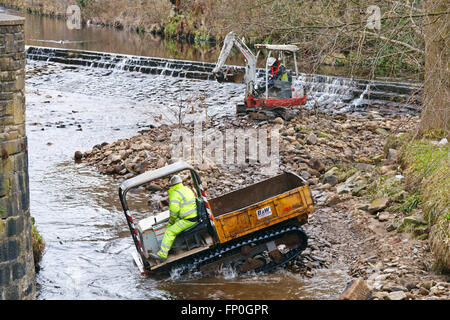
[151,223,308,276]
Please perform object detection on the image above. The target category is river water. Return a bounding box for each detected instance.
[1,6,355,299]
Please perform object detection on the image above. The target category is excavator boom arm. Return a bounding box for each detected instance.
[213,31,257,97]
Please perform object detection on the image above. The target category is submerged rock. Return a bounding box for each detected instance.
[74,150,83,160]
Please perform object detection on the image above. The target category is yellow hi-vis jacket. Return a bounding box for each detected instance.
[168,183,197,225]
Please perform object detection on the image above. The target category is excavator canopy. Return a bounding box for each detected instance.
[254,44,299,52]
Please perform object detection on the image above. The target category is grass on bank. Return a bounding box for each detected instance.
[398,133,449,272]
[31,217,45,272]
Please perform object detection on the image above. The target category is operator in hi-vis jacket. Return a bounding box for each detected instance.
[149,175,198,262]
[255,57,289,95]
[267,57,288,85]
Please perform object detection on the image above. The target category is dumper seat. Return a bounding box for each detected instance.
[177,199,212,250]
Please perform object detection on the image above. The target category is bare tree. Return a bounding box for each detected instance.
[420,0,449,138]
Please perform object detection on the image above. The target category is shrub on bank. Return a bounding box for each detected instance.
[31,217,45,272]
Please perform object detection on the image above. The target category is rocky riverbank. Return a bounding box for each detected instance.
[77,109,449,300]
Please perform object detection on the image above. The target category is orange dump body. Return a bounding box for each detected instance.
[208,172,314,243]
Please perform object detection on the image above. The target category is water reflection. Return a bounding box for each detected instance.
[0,6,245,66]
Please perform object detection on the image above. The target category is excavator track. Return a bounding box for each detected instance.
[148,221,307,276]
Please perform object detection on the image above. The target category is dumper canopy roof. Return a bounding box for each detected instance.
[120,161,199,195]
[254,43,299,52]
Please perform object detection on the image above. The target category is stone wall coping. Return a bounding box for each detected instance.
[0,13,25,25]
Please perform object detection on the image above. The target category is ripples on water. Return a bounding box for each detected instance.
[157,267,351,300]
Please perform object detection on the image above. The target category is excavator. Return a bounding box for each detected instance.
[212,31,307,118]
[119,161,314,277]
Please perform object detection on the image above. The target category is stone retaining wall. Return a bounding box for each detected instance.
[0,12,35,300]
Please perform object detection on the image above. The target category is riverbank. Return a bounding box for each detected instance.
[77,108,449,300]
[398,134,449,272]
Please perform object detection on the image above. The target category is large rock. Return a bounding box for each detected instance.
[339,278,371,300]
[156,158,165,168]
[354,163,374,172]
[119,150,128,160]
[250,112,268,121]
[368,197,390,214]
[375,128,389,136]
[145,183,162,192]
[74,150,83,160]
[300,170,311,180]
[114,164,126,175]
[273,117,284,125]
[306,133,317,145]
[387,291,407,300]
[110,153,122,164]
[402,215,427,226]
[131,143,144,151]
[336,183,354,194]
[388,148,398,162]
[326,195,343,206]
[377,211,390,222]
[324,166,339,177]
[323,174,338,186]
[284,127,296,136]
[379,165,396,175]
[308,157,325,172]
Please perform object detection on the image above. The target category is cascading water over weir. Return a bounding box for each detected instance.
[26,46,423,116]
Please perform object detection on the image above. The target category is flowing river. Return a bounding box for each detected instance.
[2,5,417,300]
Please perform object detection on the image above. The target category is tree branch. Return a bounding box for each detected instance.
[363,31,424,54]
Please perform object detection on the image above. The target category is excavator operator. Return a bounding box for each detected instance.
[267,57,288,86]
[149,175,198,262]
[255,57,289,96]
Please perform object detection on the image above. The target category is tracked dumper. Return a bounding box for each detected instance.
[119,161,314,276]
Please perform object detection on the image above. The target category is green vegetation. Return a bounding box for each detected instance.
[358,133,449,267]
[163,16,180,38]
[317,131,330,139]
[31,217,45,272]
[401,194,420,214]
[77,0,87,8]
[399,135,449,272]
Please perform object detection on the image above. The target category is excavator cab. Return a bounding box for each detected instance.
[254,44,303,100]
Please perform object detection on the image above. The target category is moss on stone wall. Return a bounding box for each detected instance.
[31,217,45,272]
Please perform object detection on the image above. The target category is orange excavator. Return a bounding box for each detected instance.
[212,31,307,117]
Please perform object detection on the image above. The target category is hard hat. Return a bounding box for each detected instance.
[169,175,182,186]
[267,57,277,66]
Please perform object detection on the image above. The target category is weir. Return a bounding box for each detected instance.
[26,46,423,113]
